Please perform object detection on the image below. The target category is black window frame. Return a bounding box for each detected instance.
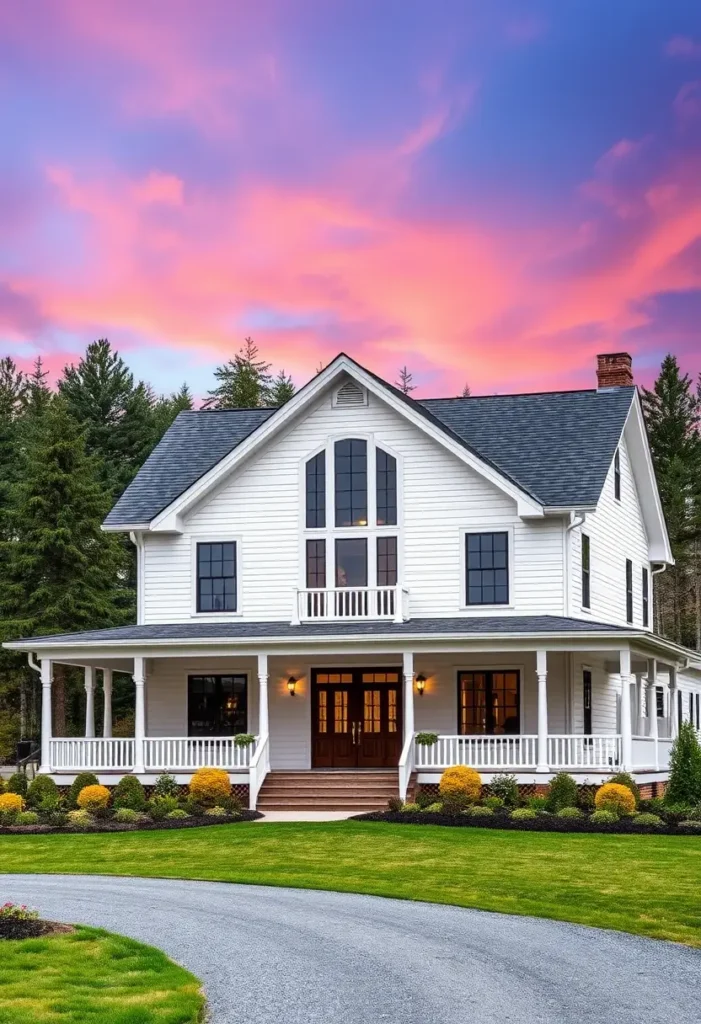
[377,536,398,586]
[625,559,633,624]
[582,533,591,609]
[642,566,649,627]
[678,689,684,727]
[334,438,368,528]
[458,670,521,736]
[306,538,326,588]
[656,686,664,718]
[614,449,621,501]
[196,541,237,614]
[465,532,509,606]
[188,673,247,736]
[583,669,593,735]
[376,448,397,526]
[305,451,326,528]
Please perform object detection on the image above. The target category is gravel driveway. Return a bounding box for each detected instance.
[2,874,698,1024]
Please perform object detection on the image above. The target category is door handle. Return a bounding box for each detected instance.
[351,722,356,744]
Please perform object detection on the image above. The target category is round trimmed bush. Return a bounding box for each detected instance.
[153,773,180,799]
[634,813,664,828]
[113,775,146,812]
[166,809,189,819]
[488,773,519,808]
[556,806,583,819]
[26,775,59,810]
[77,784,110,812]
[0,792,24,815]
[401,802,420,812]
[16,811,39,825]
[482,796,504,810]
[6,773,28,797]
[511,807,537,820]
[438,766,481,809]
[204,805,228,817]
[608,772,640,807]
[189,767,231,807]
[148,795,180,820]
[68,772,99,808]
[466,805,494,817]
[546,772,578,812]
[591,808,619,824]
[114,807,141,823]
[422,802,443,812]
[595,782,636,816]
[67,809,93,828]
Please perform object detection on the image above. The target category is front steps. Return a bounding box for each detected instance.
[256,770,405,811]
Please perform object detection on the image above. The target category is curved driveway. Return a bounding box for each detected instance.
[2,874,698,1024]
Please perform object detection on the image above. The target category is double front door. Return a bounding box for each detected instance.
[312,669,402,768]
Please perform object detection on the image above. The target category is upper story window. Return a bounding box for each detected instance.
[642,567,649,628]
[197,542,236,613]
[614,449,621,501]
[335,439,367,527]
[465,532,509,606]
[376,449,397,526]
[582,533,591,609]
[625,558,633,623]
[306,451,325,528]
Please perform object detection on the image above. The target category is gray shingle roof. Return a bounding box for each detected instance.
[103,354,636,527]
[10,615,629,647]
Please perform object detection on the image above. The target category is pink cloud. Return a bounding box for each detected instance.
[674,81,701,124]
[666,36,701,59]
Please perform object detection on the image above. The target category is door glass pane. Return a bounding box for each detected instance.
[318,691,327,733]
[335,538,368,586]
[364,690,381,732]
[388,689,397,732]
[334,690,349,733]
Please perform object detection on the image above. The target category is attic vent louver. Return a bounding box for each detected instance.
[333,379,367,408]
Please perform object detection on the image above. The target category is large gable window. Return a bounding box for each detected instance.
[465,532,509,606]
[306,451,326,528]
[335,439,368,527]
[376,448,397,526]
[196,542,236,613]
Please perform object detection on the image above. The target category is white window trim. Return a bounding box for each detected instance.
[190,535,244,619]
[459,525,515,612]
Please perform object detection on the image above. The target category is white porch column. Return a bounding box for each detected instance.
[102,668,113,739]
[647,659,659,770]
[403,650,415,743]
[619,648,632,770]
[669,666,679,741]
[39,659,53,774]
[536,649,548,772]
[133,656,146,774]
[84,666,95,739]
[257,652,269,738]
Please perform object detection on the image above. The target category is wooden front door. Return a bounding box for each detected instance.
[312,669,402,768]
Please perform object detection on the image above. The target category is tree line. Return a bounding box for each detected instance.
[0,342,697,760]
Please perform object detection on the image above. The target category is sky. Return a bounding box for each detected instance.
[0,0,700,399]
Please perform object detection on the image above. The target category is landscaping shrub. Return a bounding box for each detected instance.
[152,773,180,798]
[182,797,205,816]
[658,801,695,824]
[6,773,28,797]
[415,789,435,809]
[595,782,636,816]
[466,805,494,817]
[43,810,68,827]
[77,784,110,813]
[526,795,548,811]
[665,722,701,807]
[189,767,231,806]
[678,820,701,831]
[166,809,189,819]
[26,775,59,810]
[576,787,596,811]
[148,795,180,820]
[16,811,39,825]
[114,807,141,823]
[591,809,619,824]
[482,795,504,810]
[634,813,664,828]
[113,775,146,812]
[608,772,640,806]
[205,805,228,817]
[402,802,420,812]
[0,903,40,939]
[488,773,519,808]
[545,772,578,812]
[387,796,403,812]
[67,809,93,828]
[510,807,537,820]
[639,796,665,814]
[68,772,99,808]
[556,806,583,819]
[0,778,5,794]
[0,792,24,819]
[438,765,481,811]
[218,794,243,814]
[422,802,443,812]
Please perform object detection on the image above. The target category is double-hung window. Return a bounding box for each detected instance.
[465,532,509,606]
[196,542,236,613]
[642,567,649,627]
[625,559,633,624]
[582,533,591,609]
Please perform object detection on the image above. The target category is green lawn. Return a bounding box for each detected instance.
[1,821,700,946]
[0,925,204,1024]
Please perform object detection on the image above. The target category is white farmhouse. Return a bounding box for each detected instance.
[7,352,701,809]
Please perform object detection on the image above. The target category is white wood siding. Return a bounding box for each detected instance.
[569,432,651,629]
[141,383,565,624]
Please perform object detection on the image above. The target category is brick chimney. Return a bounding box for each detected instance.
[596,352,633,389]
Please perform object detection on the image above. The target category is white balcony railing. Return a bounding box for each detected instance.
[414,735,539,770]
[293,585,409,624]
[49,738,135,771]
[548,734,621,769]
[143,737,256,771]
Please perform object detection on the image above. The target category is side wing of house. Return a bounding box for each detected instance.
[139,377,566,624]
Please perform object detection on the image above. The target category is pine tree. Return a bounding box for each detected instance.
[395,366,415,395]
[24,357,51,417]
[664,721,701,805]
[0,357,27,419]
[461,383,471,398]
[204,338,272,409]
[152,383,194,440]
[267,370,295,406]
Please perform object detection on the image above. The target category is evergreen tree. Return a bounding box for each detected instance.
[461,383,471,398]
[395,366,415,395]
[0,357,27,419]
[664,721,701,806]
[152,383,194,440]
[267,369,295,406]
[24,357,51,417]
[204,338,272,409]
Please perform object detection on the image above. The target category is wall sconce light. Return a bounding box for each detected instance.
[287,676,297,696]
[415,674,426,696]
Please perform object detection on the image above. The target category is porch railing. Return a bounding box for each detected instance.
[414,735,539,770]
[249,733,270,810]
[547,734,621,769]
[49,738,135,771]
[143,737,255,771]
[293,585,409,624]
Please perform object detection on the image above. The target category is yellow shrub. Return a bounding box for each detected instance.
[77,784,110,812]
[439,765,481,806]
[0,792,24,814]
[189,767,231,806]
[595,782,635,816]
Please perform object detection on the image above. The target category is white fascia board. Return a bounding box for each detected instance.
[150,354,543,532]
[623,396,674,565]
[102,522,151,533]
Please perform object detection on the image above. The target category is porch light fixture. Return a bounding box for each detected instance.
[415,674,426,696]
[287,676,297,696]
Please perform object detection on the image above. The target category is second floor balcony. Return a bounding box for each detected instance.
[292,585,410,624]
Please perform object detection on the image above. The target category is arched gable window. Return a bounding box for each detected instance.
[376,448,396,526]
[334,439,367,527]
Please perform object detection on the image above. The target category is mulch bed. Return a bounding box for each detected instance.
[0,810,261,835]
[0,920,75,940]
[352,810,701,835]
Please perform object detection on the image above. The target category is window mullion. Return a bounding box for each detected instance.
[367,439,377,527]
